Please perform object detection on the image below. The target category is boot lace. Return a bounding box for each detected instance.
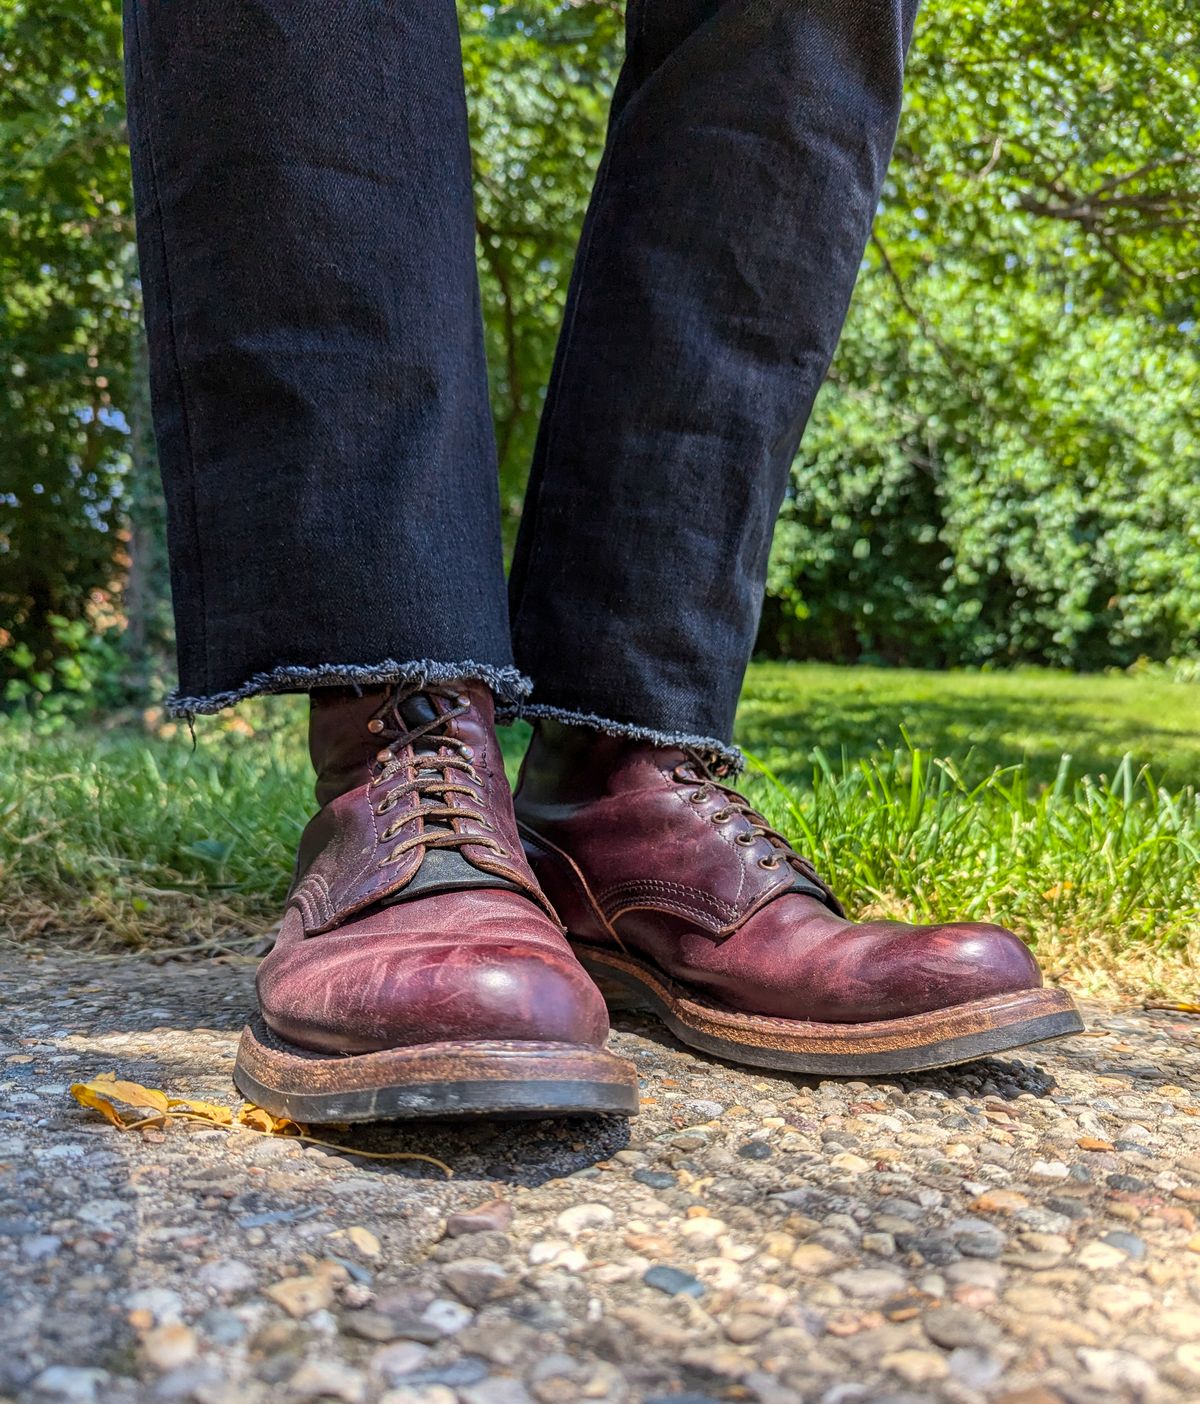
[672,748,825,884]
[366,685,506,869]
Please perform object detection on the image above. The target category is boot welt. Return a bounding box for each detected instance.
[234,1016,640,1123]
[572,944,1085,1076]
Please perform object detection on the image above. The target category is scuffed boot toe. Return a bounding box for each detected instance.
[257,893,611,1056]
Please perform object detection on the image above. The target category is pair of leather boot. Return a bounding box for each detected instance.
[233,682,1082,1122]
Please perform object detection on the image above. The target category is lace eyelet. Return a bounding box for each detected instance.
[689,791,705,804]
[735,832,756,846]
[711,810,733,824]
[758,856,783,871]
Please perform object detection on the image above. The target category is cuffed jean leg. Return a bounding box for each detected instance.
[509,0,919,752]
[123,0,522,716]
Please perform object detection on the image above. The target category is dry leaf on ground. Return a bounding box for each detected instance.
[68,1073,452,1175]
[69,1073,232,1128]
[235,1103,300,1135]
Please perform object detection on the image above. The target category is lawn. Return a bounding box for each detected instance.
[2,662,1196,998]
[738,662,1200,788]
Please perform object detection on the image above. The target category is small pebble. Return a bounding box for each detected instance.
[1100,1230,1147,1261]
[444,1200,514,1238]
[289,1360,368,1402]
[643,1265,705,1298]
[737,1141,773,1161]
[554,1203,614,1237]
[140,1324,197,1371]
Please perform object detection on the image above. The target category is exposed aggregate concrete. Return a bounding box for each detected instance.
[2,951,1199,1404]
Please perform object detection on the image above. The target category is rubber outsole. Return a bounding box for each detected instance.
[573,944,1085,1076]
[233,1016,640,1123]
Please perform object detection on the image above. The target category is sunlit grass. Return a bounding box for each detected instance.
[2,663,1197,997]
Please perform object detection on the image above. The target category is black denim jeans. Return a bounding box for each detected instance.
[124,0,917,763]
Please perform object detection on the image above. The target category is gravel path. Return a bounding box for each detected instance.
[2,950,1199,1404]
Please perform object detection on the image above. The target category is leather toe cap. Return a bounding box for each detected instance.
[814,917,1044,1022]
[686,897,1044,1023]
[258,891,610,1054]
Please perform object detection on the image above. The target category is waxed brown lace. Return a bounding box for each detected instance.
[673,747,826,883]
[367,686,506,868]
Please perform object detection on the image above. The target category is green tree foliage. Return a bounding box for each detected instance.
[763,0,1200,667]
[0,0,145,706]
[1,0,1197,711]
[461,2,622,518]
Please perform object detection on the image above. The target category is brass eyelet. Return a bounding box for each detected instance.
[735,832,756,846]
[758,856,782,871]
[690,791,705,803]
[711,810,733,824]
[367,718,385,734]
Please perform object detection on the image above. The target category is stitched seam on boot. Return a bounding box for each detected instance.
[607,897,734,930]
[598,879,742,923]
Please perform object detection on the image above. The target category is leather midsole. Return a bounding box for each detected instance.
[572,942,1083,1054]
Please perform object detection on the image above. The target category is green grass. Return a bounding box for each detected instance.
[2,662,1197,996]
[738,662,1200,789]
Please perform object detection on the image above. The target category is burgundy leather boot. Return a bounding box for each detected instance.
[514,724,1083,1076]
[232,685,638,1122]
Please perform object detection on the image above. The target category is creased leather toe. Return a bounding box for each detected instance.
[258,892,610,1054]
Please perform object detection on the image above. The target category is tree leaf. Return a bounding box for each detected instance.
[235,1103,300,1135]
[70,1072,171,1126]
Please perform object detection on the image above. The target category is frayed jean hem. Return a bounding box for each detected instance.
[165,659,532,720]
[517,703,743,771]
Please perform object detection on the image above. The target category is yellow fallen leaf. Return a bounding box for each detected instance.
[70,1073,174,1127]
[71,1075,235,1129]
[90,1074,171,1113]
[236,1103,300,1135]
[168,1097,233,1124]
[69,1078,452,1176]
[71,1080,138,1128]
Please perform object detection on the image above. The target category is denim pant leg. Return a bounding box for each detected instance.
[124,1,522,717]
[509,0,919,763]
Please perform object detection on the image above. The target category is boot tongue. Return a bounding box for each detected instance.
[377,688,520,909]
[396,691,441,733]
